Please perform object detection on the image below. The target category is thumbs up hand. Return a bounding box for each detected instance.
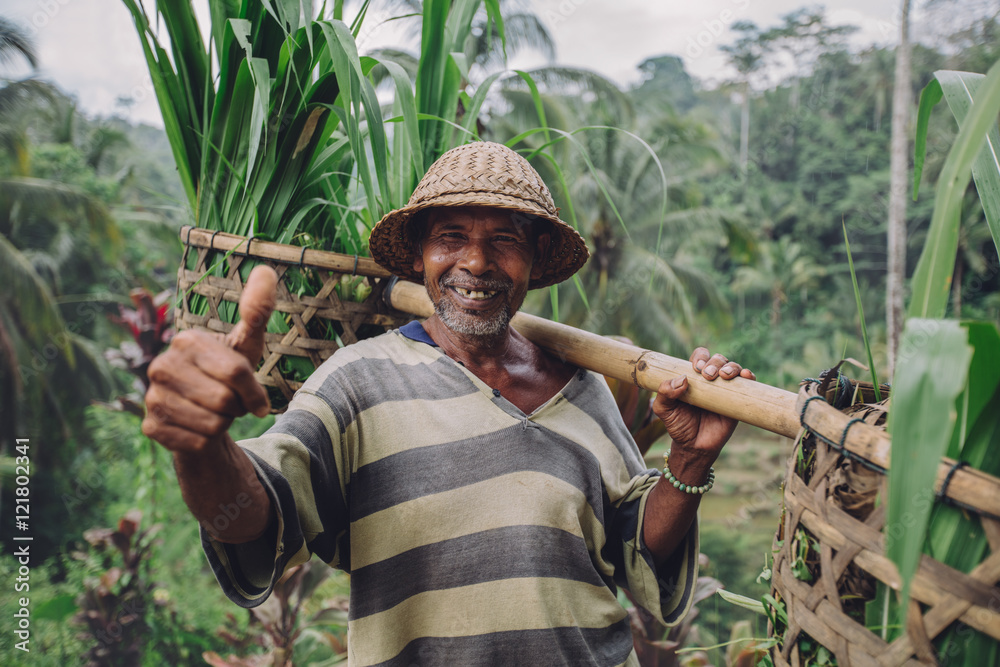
[143,266,279,453]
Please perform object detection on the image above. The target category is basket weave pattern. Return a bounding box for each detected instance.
[770,380,1000,666]
[175,226,417,410]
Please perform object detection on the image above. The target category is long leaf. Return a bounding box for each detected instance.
[887,318,972,613]
[908,59,1000,318]
[912,78,942,200]
[935,70,1000,259]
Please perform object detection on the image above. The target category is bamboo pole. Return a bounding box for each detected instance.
[386,278,802,439]
[388,279,1000,518]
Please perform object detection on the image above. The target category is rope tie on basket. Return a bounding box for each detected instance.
[209,229,221,250]
[298,245,307,268]
[185,226,194,247]
[834,372,853,409]
[352,254,359,276]
[799,395,827,428]
[799,394,886,473]
[938,460,968,501]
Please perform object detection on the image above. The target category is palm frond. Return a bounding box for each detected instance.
[0,234,71,359]
[500,67,634,125]
[0,78,58,119]
[0,177,121,250]
[0,17,38,69]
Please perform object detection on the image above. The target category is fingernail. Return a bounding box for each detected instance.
[696,360,706,370]
[671,377,684,389]
[722,366,733,375]
[704,365,717,376]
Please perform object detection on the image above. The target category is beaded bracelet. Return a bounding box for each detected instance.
[663,450,715,495]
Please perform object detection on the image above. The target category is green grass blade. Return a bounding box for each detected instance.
[121,0,198,210]
[462,71,503,137]
[379,58,425,179]
[912,78,943,201]
[935,69,1000,259]
[843,222,881,401]
[887,318,972,614]
[513,70,552,147]
[908,59,1000,319]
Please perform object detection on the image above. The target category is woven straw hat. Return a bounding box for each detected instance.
[369,142,589,289]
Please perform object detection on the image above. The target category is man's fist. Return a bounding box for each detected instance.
[142,266,279,453]
[652,347,755,454]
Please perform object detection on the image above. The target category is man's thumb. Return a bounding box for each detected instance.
[225,266,279,364]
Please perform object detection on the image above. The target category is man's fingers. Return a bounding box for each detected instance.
[740,368,756,381]
[652,376,687,412]
[142,388,235,452]
[690,347,711,372]
[719,362,742,379]
[700,353,730,380]
[226,266,279,365]
[191,348,271,417]
[149,333,271,418]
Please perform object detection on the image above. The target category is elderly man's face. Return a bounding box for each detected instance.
[413,206,548,338]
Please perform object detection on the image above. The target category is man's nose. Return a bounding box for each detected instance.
[458,238,493,275]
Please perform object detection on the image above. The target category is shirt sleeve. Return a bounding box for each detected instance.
[200,385,355,608]
[606,470,700,627]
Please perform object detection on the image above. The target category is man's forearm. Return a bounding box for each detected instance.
[173,434,274,544]
[641,448,714,564]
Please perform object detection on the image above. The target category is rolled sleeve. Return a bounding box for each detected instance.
[201,448,311,608]
[612,470,700,626]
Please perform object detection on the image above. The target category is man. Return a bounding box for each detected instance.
[143,142,754,666]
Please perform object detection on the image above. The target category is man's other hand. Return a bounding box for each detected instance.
[651,347,756,461]
[142,266,279,453]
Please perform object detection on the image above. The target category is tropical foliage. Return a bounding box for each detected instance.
[2,1,1000,665]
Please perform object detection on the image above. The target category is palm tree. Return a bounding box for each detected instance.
[720,21,769,177]
[730,237,826,328]
[490,89,730,352]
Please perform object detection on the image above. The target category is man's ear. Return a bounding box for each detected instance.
[530,230,552,281]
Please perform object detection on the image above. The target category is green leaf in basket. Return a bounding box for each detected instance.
[716,589,767,616]
[887,318,972,616]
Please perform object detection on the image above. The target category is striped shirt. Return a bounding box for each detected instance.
[203,323,699,666]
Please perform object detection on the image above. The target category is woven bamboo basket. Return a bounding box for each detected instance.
[769,376,1000,666]
[175,226,418,411]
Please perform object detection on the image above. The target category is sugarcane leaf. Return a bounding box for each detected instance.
[379,58,425,179]
[462,71,502,137]
[121,0,198,209]
[912,78,942,201]
[482,0,506,60]
[935,70,1000,261]
[908,59,1000,318]
[245,57,272,198]
[887,318,972,614]
[951,322,1000,455]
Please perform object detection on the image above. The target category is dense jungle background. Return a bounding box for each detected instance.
[1,0,999,664]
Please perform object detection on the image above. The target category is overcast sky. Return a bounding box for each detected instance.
[4,0,913,127]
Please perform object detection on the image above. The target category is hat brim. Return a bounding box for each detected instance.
[369,193,589,290]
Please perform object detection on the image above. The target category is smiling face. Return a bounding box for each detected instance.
[413,206,549,338]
